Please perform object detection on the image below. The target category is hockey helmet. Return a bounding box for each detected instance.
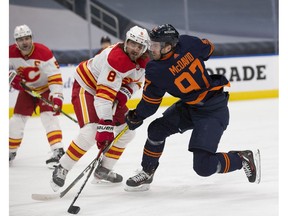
[124,26,150,54]
[149,24,179,46]
[14,24,32,40]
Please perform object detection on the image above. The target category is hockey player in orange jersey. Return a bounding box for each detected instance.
[9,24,65,168]
[50,26,150,191]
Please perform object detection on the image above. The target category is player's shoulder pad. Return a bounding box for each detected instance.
[136,55,150,68]
[144,61,159,78]
[9,44,20,57]
[179,35,202,44]
[107,44,146,73]
[32,43,54,61]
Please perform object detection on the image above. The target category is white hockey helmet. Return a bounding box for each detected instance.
[124,26,149,54]
[14,24,32,40]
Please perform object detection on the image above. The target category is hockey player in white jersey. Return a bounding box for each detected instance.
[51,26,150,191]
[9,24,65,168]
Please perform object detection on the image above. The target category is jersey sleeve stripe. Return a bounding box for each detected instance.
[48,74,63,85]
[96,84,117,102]
[142,94,163,105]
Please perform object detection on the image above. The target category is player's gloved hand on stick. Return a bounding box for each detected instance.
[125,109,144,130]
[96,119,114,149]
[116,86,133,108]
[10,70,25,91]
[49,93,63,116]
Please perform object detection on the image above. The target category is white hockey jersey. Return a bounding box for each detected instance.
[9,42,63,95]
[74,43,149,120]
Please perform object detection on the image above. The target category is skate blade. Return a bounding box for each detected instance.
[91,178,122,185]
[91,178,111,184]
[9,161,14,167]
[50,180,61,192]
[46,162,59,169]
[124,184,150,192]
[254,149,261,184]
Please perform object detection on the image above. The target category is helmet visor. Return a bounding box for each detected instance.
[125,40,146,60]
[126,40,145,53]
[148,41,165,52]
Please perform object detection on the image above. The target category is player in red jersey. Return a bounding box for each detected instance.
[125,24,261,191]
[9,24,65,168]
[50,26,150,191]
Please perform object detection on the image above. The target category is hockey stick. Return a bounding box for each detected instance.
[31,124,129,201]
[20,82,78,124]
[67,124,128,214]
[67,101,129,214]
[67,146,104,214]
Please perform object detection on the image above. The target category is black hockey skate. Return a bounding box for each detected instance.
[93,163,123,184]
[125,170,154,192]
[50,164,68,192]
[230,149,261,184]
[46,148,65,169]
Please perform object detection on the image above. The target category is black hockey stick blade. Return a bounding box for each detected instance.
[68,205,80,214]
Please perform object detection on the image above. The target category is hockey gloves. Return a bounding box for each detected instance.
[9,70,25,91]
[116,86,133,108]
[96,119,114,149]
[49,93,63,116]
[125,109,144,130]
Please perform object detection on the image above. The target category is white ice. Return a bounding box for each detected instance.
[9,98,279,216]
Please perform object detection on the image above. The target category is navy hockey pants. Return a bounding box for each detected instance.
[142,92,235,176]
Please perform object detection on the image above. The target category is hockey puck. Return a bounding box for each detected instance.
[68,206,80,214]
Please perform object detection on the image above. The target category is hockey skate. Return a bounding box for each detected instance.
[9,152,17,165]
[125,170,154,192]
[46,148,65,169]
[50,164,68,192]
[230,149,261,184]
[92,163,123,184]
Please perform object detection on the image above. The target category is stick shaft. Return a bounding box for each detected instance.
[20,82,78,123]
[31,125,129,201]
[67,125,129,208]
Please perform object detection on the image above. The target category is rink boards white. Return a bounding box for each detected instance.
[9,54,278,117]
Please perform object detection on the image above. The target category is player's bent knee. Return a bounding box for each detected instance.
[193,164,213,177]
[147,118,171,141]
[73,123,97,150]
[9,114,29,137]
[40,111,61,132]
[193,151,215,177]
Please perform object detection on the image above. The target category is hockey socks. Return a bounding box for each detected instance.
[193,150,242,176]
[141,138,164,174]
[216,152,242,173]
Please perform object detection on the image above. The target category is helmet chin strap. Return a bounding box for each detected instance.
[124,41,128,53]
[160,44,174,59]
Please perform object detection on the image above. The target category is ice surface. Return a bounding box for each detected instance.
[9,99,279,216]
